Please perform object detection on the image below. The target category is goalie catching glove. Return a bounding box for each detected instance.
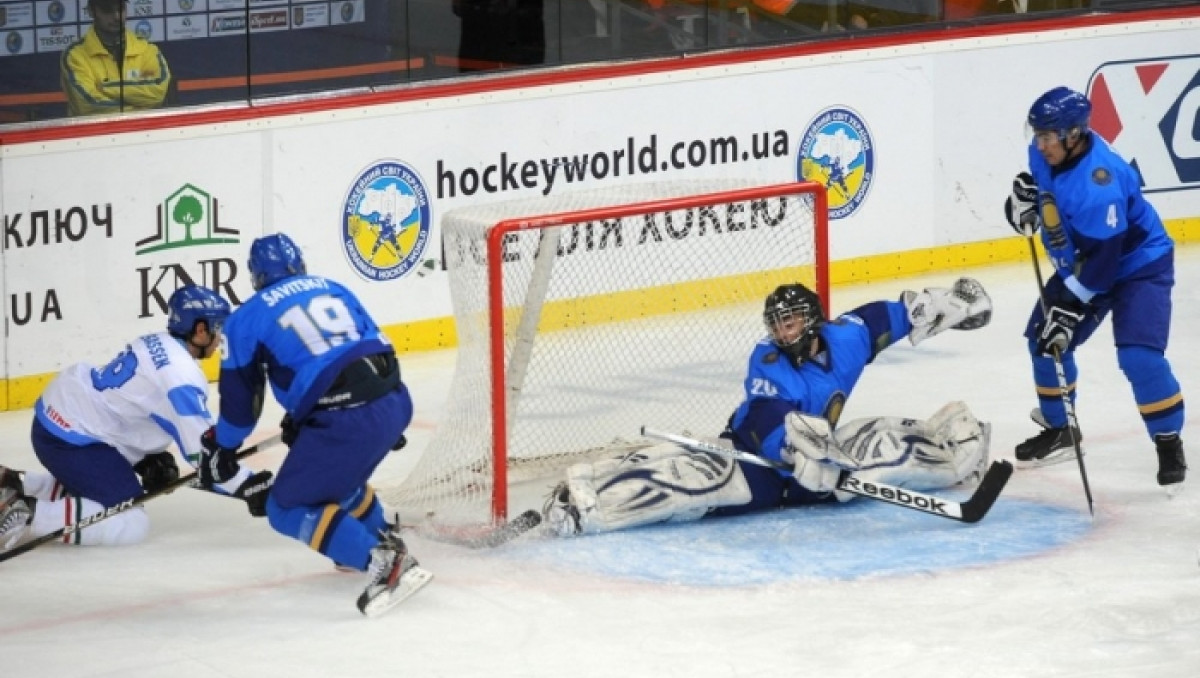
[1005,171,1040,236]
[902,277,993,345]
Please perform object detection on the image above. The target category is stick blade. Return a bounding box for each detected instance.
[415,510,543,549]
[959,460,1014,523]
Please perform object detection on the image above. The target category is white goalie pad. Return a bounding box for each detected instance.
[563,440,752,535]
[902,277,993,345]
[829,401,991,502]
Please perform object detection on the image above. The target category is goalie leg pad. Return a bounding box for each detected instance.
[831,401,991,502]
[564,441,752,535]
[903,277,993,345]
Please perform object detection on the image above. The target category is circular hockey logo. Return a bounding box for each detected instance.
[341,160,432,282]
[796,107,875,220]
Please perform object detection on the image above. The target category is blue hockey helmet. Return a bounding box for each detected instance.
[1028,86,1091,136]
[248,233,306,291]
[763,283,825,364]
[166,285,231,338]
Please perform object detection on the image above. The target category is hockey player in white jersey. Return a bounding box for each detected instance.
[544,279,994,536]
[0,285,271,551]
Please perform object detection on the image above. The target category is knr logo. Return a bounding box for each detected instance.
[1087,57,1200,193]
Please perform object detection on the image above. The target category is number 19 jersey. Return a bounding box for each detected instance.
[216,274,394,448]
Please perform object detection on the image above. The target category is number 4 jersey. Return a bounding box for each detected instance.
[34,332,215,465]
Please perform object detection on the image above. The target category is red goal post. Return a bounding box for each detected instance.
[379,180,828,525]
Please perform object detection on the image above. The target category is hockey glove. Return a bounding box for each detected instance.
[1036,304,1084,357]
[280,414,299,447]
[199,427,240,488]
[782,412,849,495]
[133,451,180,494]
[233,470,274,518]
[1005,171,1039,236]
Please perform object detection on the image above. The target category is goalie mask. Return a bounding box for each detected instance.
[763,283,824,364]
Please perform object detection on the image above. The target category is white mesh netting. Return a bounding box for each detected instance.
[377,180,826,524]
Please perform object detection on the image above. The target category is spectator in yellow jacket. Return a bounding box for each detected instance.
[61,0,171,117]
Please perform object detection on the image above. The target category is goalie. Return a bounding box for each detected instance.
[544,279,994,536]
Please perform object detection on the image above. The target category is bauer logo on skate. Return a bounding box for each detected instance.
[797,106,875,220]
[1087,55,1200,193]
[340,160,432,283]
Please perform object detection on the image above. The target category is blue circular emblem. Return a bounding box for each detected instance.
[134,20,152,40]
[5,31,22,55]
[47,1,65,23]
[340,2,355,22]
[341,160,432,282]
[796,106,876,220]
[179,0,195,10]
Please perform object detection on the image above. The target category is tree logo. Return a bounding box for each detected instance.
[796,106,875,220]
[136,183,240,254]
[340,160,433,282]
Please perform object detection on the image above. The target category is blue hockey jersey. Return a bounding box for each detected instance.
[726,300,912,468]
[1027,133,1172,304]
[215,275,394,449]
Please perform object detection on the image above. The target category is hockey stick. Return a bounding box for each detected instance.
[410,509,543,549]
[1025,234,1095,517]
[0,434,282,564]
[642,427,1012,524]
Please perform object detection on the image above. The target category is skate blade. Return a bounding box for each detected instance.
[1015,450,1080,470]
[357,565,434,618]
[1164,482,1185,499]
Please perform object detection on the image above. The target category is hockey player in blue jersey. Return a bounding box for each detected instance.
[0,285,267,550]
[543,279,994,536]
[1004,86,1186,488]
[199,232,429,616]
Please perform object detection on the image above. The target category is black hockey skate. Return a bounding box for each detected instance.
[356,533,433,618]
[0,464,22,494]
[0,486,33,551]
[1015,411,1081,468]
[1155,433,1186,492]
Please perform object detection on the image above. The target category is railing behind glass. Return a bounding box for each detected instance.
[0,0,1184,127]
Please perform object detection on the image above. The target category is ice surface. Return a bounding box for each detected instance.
[3,249,1200,677]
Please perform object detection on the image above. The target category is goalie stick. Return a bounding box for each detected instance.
[409,509,542,549]
[641,427,1012,524]
[0,434,282,564]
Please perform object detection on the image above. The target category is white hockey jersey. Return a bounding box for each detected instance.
[35,332,213,466]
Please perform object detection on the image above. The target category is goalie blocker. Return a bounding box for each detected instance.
[544,402,996,536]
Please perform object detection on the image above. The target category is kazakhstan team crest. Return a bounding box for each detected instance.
[341,160,432,282]
[796,107,875,220]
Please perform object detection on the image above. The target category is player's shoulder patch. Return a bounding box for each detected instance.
[1091,167,1112,186]
[762,351,780,364]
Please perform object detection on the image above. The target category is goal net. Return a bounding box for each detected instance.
[378,180,828,525]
